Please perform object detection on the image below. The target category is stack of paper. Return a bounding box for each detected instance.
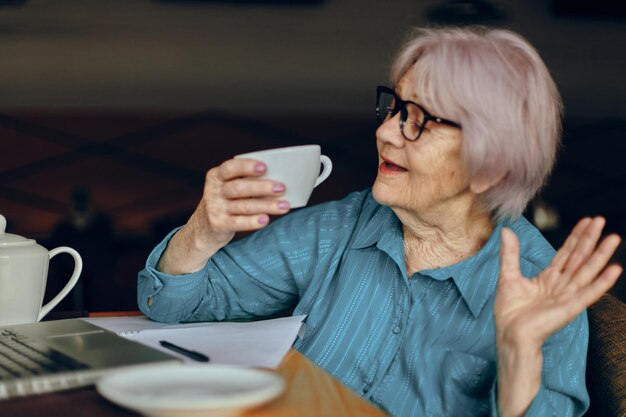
[83,315,306,368]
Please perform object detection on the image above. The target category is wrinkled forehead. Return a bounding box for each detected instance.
[394,65,421,102]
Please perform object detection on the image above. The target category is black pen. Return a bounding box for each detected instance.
[159,340,210,362]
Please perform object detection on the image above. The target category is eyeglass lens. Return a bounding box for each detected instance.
[377,91,395,123]
[377,90,426,140]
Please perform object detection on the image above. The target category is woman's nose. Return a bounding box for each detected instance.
[376,113,405,147]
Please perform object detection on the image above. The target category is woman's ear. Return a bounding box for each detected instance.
[469,172,508,194]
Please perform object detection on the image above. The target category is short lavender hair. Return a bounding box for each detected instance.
[390,27,562,220]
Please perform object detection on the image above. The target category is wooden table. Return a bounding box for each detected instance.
[0,341,389,417]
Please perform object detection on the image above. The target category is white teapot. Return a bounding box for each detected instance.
[0,214,82,325]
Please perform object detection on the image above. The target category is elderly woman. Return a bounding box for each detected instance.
[138,27,621,417]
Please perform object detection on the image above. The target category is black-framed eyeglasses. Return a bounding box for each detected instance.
[376,86,461,141]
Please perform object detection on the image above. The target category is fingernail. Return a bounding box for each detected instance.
[258,215,269,225]
[255,163,266,173]
[278,200,290,210]
[273,183,285,193]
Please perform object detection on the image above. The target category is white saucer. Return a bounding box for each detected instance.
[96,364,285,417]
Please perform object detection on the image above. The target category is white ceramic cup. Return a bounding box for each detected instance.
[235,145,333,208]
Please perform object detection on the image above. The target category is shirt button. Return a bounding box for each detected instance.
[392,325,401,334]
[363,384,371,394]
[147,297,154,307]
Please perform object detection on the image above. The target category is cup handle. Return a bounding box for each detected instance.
[314,155,333,188]
[38,247,83,321]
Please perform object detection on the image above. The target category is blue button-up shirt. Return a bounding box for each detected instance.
[138,189,589,417]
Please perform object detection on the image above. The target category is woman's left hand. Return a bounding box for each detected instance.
[494,217,621,417]
[495,217,621,349]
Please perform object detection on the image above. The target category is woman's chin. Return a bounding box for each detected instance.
[372,180,398,207]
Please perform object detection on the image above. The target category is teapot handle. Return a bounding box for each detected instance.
[38,247,83,321]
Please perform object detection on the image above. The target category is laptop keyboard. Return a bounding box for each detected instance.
[0,329,88,381]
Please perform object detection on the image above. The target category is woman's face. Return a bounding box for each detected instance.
[372,70,471,217]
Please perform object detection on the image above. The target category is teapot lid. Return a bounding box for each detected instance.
[0,214,36,247]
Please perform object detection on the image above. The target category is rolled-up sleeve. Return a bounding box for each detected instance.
[137,191,367,324]
[137,226,303,323]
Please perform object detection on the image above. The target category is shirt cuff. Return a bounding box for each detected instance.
[138,226,210,322]
[488,379,546,417]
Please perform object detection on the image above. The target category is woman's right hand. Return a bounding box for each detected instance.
[157,158,290,275]
[193,157,291,245]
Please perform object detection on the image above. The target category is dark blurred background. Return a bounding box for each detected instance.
[0,0,625,313]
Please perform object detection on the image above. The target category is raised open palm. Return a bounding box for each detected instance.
[495,217,622,349]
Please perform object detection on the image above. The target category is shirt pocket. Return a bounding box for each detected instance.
[441,350,495,405]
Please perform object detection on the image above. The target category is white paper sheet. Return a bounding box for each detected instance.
[82,316,211,335]
[84,315,306,368]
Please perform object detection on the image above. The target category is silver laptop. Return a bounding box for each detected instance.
[0,318,179,399]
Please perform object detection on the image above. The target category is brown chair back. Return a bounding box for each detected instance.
[585,293,626,417]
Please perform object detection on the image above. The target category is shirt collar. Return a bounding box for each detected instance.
[351,204,407,273]
[351,199,508,318]
[420,221,505,318]
[351,203,400,250]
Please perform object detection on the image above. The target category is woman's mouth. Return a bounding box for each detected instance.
[379,159,408,174]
